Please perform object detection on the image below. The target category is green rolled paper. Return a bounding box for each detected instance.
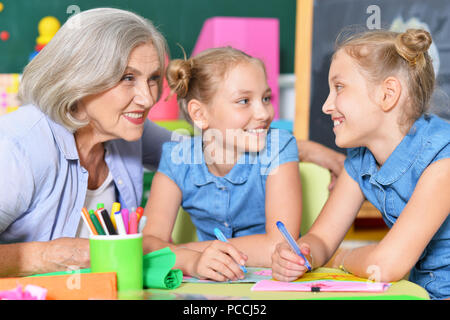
[143,247,183,289]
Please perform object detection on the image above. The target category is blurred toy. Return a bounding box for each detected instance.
[0,74,20,116]
[0,3,8,42]
[36,16,60,45]
[29,16,60,61]
[0,284,47,300]
[192,17,280,119]
[0,30,9,41]
[147,55,179,121]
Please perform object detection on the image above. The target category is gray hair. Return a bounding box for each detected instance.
[18,7,168,132]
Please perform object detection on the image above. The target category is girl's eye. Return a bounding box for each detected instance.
[335,84,344,92]
[262,95,272,103]
[237,98,249,105]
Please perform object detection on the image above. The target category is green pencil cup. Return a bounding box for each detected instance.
[90,233,143,292]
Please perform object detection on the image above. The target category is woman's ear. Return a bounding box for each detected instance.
[187,99,209,130]
[379,76,402,112]
[71,100,88,122]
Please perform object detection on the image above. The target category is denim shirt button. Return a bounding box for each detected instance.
[118,179,123,185]
[224,222,229,227]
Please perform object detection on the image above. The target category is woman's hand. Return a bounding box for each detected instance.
[190,240,248,282]
[41,237,90,272]
[271,241,311,282]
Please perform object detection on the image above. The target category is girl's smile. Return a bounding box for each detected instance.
[332,116,345,131]
[203,61,274,155]
[322,50,384,149]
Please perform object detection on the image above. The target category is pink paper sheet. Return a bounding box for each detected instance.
[251,279,390,292]
[251,272,391,293]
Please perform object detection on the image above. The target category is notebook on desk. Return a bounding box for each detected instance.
[182,267,272,283]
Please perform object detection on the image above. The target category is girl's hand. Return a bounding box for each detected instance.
[191,240,248,282]
[271,241,311,282]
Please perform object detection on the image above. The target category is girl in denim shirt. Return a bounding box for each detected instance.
[142,47,302,281]
[271,29,450,299]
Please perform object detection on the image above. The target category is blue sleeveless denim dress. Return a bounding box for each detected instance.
[345,114,450,299]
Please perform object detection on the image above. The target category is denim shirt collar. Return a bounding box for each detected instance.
[191,136,252,186]
[361,115,428,185]
[46,115,79,161]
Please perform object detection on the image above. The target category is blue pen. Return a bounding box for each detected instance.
[276,221,312,271]
[213,227,248,273]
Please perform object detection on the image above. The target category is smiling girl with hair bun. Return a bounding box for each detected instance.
[142,47,303,282]
[271,28,450,300]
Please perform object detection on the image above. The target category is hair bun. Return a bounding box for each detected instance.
[395,29,432,67]
[166,58,194,98]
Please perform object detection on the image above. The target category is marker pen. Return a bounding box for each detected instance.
[81,207,97,236]
[129,211,138,234]
[100,208,117,235]
[110,202,121,230]
[89,210,105,235]
[121,208,129,234]
[276,221,311,271]
[214,227,247,273]
[95,209,109,235]
[114,211,127,235]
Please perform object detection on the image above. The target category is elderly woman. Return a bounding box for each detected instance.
[0,8,344,277]
[0,8,172,276]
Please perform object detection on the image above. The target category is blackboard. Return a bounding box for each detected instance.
[309,0,450,152]
[0,0,296,74]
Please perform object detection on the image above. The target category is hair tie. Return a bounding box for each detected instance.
[397,49,420,67]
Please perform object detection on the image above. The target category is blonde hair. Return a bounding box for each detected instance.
[18,8,168,132]
[335,28,435,132]
[166,46,266,124]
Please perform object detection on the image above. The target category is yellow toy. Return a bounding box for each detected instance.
[36,16,60,46]
[0,74,20,116]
